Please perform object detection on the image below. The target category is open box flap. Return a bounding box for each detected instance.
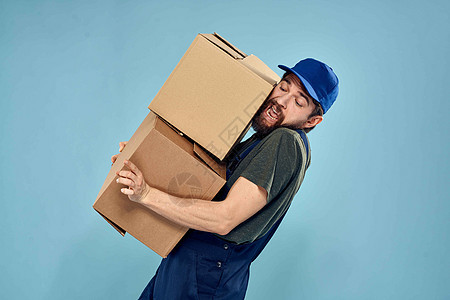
[213,32,247,57]
[152,110,185,137]
[94,208,126,236]
[193,143,226,178]
[240,54,280,85]
[200,33,246,59]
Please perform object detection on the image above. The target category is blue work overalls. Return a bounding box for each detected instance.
[138,129,310,300]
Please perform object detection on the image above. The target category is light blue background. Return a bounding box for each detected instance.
[1,0,449,299]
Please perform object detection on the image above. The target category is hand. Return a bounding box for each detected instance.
[116,160,150,203]
[111,141,128,164]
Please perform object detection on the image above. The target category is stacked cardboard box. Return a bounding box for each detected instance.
[149,33,280,160]
[93,33,280,257]
[93,112,226,257]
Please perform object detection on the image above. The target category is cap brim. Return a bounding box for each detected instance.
[278,65,319,101]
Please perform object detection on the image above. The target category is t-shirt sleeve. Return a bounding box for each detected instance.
[240,129,303,204]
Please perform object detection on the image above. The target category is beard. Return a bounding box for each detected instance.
[251,97,305,139]
[251,97,284,138]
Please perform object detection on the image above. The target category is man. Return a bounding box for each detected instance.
[112,58,339,299]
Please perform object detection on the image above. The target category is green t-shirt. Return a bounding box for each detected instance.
[212,127,311,244]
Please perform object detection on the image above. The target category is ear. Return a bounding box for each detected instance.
[303,115,323,129]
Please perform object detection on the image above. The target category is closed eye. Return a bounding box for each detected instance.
[279,81,288,92]
[296,97,307,107]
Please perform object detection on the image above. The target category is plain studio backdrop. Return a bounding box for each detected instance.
[1,1,449,299]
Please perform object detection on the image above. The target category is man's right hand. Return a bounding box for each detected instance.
[111,141,129,164]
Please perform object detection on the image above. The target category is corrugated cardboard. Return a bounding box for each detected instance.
[93,111,226,257]
[148,33,280,160]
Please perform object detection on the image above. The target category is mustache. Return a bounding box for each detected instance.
[259,98,283,119]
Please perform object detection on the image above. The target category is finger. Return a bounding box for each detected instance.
[124,160,143,177]
[111,154,119,163]
[119,141,127,152]
[116,177,135,187]
[120,187,134,195]
[117,170,138,182]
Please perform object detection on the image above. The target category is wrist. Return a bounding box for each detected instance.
[138,183,152,204]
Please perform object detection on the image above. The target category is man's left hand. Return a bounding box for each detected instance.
[116,160,150,203]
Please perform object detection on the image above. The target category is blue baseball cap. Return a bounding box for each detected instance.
[278,58,339,114]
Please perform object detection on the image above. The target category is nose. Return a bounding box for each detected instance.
[275,94,289,109]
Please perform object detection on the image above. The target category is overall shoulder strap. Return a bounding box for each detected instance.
[295,129,311,168]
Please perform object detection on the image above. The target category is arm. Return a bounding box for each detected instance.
[117,160,267,235]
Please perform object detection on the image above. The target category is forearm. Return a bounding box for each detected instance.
[139,186,230,235]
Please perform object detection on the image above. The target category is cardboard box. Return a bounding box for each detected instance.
[148,33,280,160]
[93,111,226,257]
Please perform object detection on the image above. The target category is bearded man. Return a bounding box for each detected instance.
[112,58,339,300]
